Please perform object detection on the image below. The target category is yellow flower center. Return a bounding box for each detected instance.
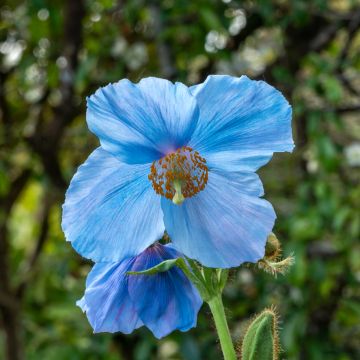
[148,146,208,205]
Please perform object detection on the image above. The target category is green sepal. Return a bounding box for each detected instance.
[218,269,229,292]
[127,258,179,275]
[240,307,280,360]
[193,266,229,302]
[257,255,295,277]
[257,233,295,277]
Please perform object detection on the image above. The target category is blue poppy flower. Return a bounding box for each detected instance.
[77,243,202,338]
[62,75,293,268]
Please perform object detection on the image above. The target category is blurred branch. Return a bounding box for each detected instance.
[334,104,360,113]
[337,74,360,97]
[0,170,30,360]
[0,70,12,142]
[16,192,55,299]
[309,104,360,114]
[0,293,19,310]
[309,10,357,52]
[309,21,343,52]
[337,9,360,69]
[0,169,31,214]
[26,137,67,190]
[27,0,85,190]
[335,8,360,96]
[306,241,341,259]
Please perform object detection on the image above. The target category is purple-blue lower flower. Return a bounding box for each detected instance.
[77,243,202,339]
[62,75,294,268]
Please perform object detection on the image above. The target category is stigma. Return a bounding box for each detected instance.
[148,146,208,205]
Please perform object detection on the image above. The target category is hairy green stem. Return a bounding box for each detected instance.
[208,295,237,360]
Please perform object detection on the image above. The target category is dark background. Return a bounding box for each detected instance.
[0,0,359,359]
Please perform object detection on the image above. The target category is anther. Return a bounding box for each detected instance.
[148,146,208,204]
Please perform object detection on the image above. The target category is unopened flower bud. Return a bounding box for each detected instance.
[239,307,280,360]
[265,232,281,260]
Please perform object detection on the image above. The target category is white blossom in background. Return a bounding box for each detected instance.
[345,142,360,167]
[124,42,148,70]
[229,9,246,36]
[37,8,49,21]
[0,38,26,69]
[205,30,228,53]
[111,37,127,57]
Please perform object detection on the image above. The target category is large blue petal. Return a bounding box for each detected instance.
[87,77,199,164]
[77,260,143,333]
[207,169,264,197]
[62,147,164,262]
[161,170,276,268]
[127,244,203,339]
[189,75,294,172]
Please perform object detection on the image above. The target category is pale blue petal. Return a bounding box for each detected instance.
[162,170,276,268]
[189,75,294,172]
[77,261,143,333]
[207,169,264,197]
[128,244,202,339]
[87,77,199,164]
[62,147,164,262]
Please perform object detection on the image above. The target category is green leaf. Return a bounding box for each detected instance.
[199,8,224,31]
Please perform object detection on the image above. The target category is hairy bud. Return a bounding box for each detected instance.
[239,307,280,360]
[265,233,281,260]
[258,233,295,277]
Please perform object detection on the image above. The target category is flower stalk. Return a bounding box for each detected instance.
[129,257,237,359]
[208,295,237,360]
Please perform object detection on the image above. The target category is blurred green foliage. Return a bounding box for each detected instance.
[0,0,359,359]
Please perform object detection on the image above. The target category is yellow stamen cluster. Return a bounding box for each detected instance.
[148,146,208,203]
